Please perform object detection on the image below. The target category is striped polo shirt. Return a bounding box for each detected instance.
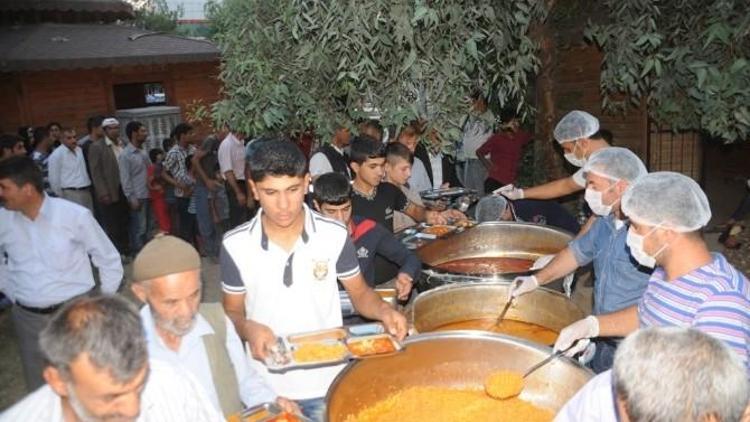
[638,253,750,368]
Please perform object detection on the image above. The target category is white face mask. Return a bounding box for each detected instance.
[626,225,668,268]
[584,185,618,216]
[564,142,587,167]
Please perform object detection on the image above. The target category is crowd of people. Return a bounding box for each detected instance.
[0,98,749,421]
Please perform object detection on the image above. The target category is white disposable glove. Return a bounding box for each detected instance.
[553,315,600,357]
[493,184,524,200]
[530,254,555,271]
[508,275,538,300]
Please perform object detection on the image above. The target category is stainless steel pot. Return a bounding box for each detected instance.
[410,282,587,335]
[326,332,593,421]
[415,222,573,291]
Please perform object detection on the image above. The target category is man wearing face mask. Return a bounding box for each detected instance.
[496,110,610,201]
[552,172,750,372]
[508,147,651,373]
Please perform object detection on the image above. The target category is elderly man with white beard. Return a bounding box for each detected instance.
[130,234,299,418]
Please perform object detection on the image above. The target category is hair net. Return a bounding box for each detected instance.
[621,172,712,232]
[583,147,647,182]
[475,195,508,222]
[553,110,600,144]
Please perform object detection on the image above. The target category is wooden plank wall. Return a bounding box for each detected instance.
[550,45,649,160]
[0,60,221,137]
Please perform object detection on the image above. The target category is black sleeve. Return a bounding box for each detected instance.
[388,183,409,212]
[220,243,246,294]
[373,223,422,279]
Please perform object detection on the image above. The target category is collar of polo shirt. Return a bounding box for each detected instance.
[256,204,315,251]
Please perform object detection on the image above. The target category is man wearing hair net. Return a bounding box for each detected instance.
[508,148,651,373]
[496,110,610,202]
[553,172,750,372]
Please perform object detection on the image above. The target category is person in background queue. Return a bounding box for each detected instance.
[131,234,299,418]
[555,327,749,422]
[552,172,750,372]
[349,137,465,233]
[119,121,153,255]
[0,156,123,391]
[476,112,533,193]
[383,142,426,232]
[163,123,197,242]
[220,139,407,421]
[312,172,421,298]
[309,124,352,180]
[30,127,53,195]
[46,122,62,149]
[0,294,223,421]
[474,194,580,234]
[497,110,609,201]
[358,119,384,144]
[394,122,432,193]
[47,128,93,212]
[509,148,651,373]
[193,130,225,257]
[0,133,26,160]
[455,90,494,194]
[218,124,251,227]
[88,117,129,256]
[415,125,461,189]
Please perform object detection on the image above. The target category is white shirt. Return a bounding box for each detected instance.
[218,133,246,181]
[0,196,122,306]
[104,136,124,159]
[47,145,91,196]
[554,370,618,422]
[429,152,444,188]
[309,145,345,178]
[0,359,223,422]
[140,306,277,410]
[221,204,360,399]
[408,157,433,194]
[460,111,494,158]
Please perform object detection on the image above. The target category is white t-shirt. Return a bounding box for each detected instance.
[554,370,618,422]
[0,359,223,422]
[221,204,361,400]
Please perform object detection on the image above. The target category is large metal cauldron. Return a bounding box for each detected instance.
[411,282,586,335]
[416,222,573,291]
[326,332,593,421]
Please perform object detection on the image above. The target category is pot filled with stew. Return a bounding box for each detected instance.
[415,222,573,291]
[326,331,593,422]
[409,282,587,346]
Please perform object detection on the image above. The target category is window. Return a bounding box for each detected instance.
[113,82,166,109]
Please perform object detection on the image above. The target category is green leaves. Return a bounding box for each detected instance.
[589,0,750,142]
[207,0,549,141]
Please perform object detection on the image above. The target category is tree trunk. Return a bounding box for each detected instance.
[532,0,567,184]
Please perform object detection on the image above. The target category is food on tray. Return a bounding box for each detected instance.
[434,257,534,275]
[421,225,454,237]
[343,386,553,422]
[435,318,558,345]
[268,413,301,422]
[287,328,347,344]
[485,370,525,399]
[347,335,397,357]
[291,341,348,363]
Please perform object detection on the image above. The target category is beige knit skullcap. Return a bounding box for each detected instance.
[132,234,201,282]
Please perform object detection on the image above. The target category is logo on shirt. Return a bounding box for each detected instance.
[357,247,369,259]
[312,259,329,281]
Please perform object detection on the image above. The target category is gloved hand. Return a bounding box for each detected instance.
[553,315,600,357]
[493,184,524,200]
[507,275,538,300]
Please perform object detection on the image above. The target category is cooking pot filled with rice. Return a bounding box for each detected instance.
[326,331,593,421]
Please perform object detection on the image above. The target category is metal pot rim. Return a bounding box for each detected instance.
[324,330,594,411]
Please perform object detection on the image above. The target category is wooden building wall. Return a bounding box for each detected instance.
[0,60,221,137]
[550,45,649,159]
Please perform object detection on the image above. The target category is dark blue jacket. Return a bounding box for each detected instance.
[350,215,421,287]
